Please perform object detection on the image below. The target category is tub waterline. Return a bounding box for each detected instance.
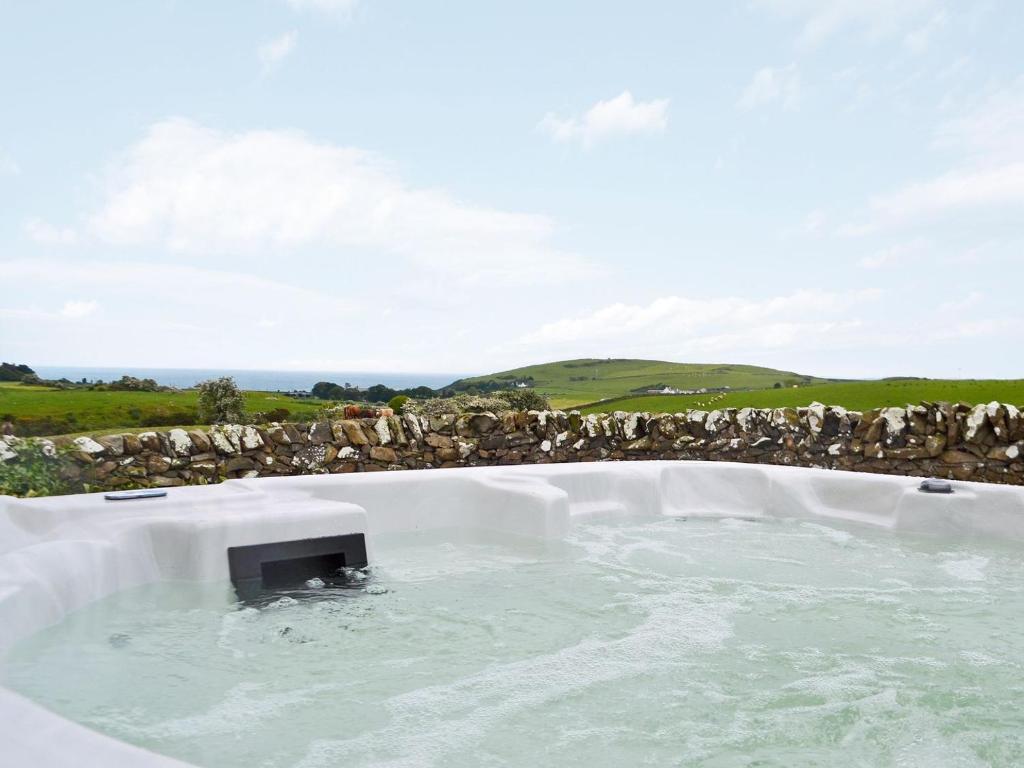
[2,461,1024,766]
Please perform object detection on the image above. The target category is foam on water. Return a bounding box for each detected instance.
[3,517,1024,767]
[939,555,990,582]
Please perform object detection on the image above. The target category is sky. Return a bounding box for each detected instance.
[1,0,1022,379]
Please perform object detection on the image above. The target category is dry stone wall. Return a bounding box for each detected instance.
[3,401,1023,494]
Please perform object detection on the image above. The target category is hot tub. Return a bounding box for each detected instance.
[2,462,1024,766]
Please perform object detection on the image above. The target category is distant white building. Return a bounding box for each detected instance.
[647,386,683,395]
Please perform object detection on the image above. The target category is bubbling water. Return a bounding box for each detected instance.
[5,516,1024,767]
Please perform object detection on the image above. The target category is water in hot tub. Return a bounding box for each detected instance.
[5,516,1024,767]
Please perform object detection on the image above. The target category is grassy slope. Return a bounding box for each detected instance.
[0,383,327,436]
[580,379,1024,414]
[7,372,1023,437]
[450,358,833,409]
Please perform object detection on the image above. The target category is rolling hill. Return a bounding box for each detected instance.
[446,358,839,409]
[579,378,1024,415]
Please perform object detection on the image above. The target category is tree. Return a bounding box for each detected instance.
[0,362,36,382]
[312,381,343,400]
[197,377,245,424]
[365,384,396,402]
[773,382,782,389]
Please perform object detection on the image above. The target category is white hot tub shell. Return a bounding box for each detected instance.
[2,461,1024,767]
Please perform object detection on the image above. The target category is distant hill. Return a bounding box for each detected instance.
[446,358,840,409]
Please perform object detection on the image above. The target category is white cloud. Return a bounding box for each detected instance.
[802,209,826,234]
[87,118,589,283]
[935,55,971,82]
[938,291,984,313]
[60,300,98,318]
[2,260,351,317]
[285,0,358,16]
[538,91,669,148]
[858,238,928,269]
[754,0,936,46]
[929,317,1017,342]
[0,257,528,373]
[944,240,1009,266]
[0,258,363,365]
[259,31,297,72]
[515,288,1018,375]
[737,65,800,111]
[25,217,78,245]
[843,79,1024,233]
[868,162,1024,224]
[0,150,18,176]
[519,290,880,357]
[933,77,1024,162]
[903,11,947,54]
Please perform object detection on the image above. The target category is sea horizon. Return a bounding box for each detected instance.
[32,366,469,392]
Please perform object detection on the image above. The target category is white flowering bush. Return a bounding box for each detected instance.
[197,377,246,424]
[405,390,550,417]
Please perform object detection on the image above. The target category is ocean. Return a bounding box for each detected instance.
[32,367,466,392]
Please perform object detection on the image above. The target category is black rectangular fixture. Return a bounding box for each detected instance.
[228,534,368,593]
[919,478,954,494]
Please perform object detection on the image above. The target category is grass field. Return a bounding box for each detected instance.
[579,379,1024,415]
[0,383,328,437]
[450,358,835,409]
[6,369,1023,438]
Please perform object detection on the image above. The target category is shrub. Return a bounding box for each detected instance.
[107,375,162,392]
[495,389,550,411]
[196,377,245,424]
[262,408,291,423]
[388,395,409,413]
[405,394,498,417]
[139,408,198,428]
[246,407,292,424]
[405,390,549,417]
[315,403,346,421]
[0,440,74,497]
[8,416,74,437]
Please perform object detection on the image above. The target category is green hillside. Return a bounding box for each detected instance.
[580,379,1024,415]
[0,382,328,437]
[447,358,836,409]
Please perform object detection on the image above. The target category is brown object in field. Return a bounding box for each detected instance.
[343,405,362,419]
[1,421,13,437]
[378,408,394,418]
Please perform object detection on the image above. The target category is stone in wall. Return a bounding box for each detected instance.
[1,401,1022,496]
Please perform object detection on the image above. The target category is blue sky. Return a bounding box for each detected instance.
[1,0,1022,378]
